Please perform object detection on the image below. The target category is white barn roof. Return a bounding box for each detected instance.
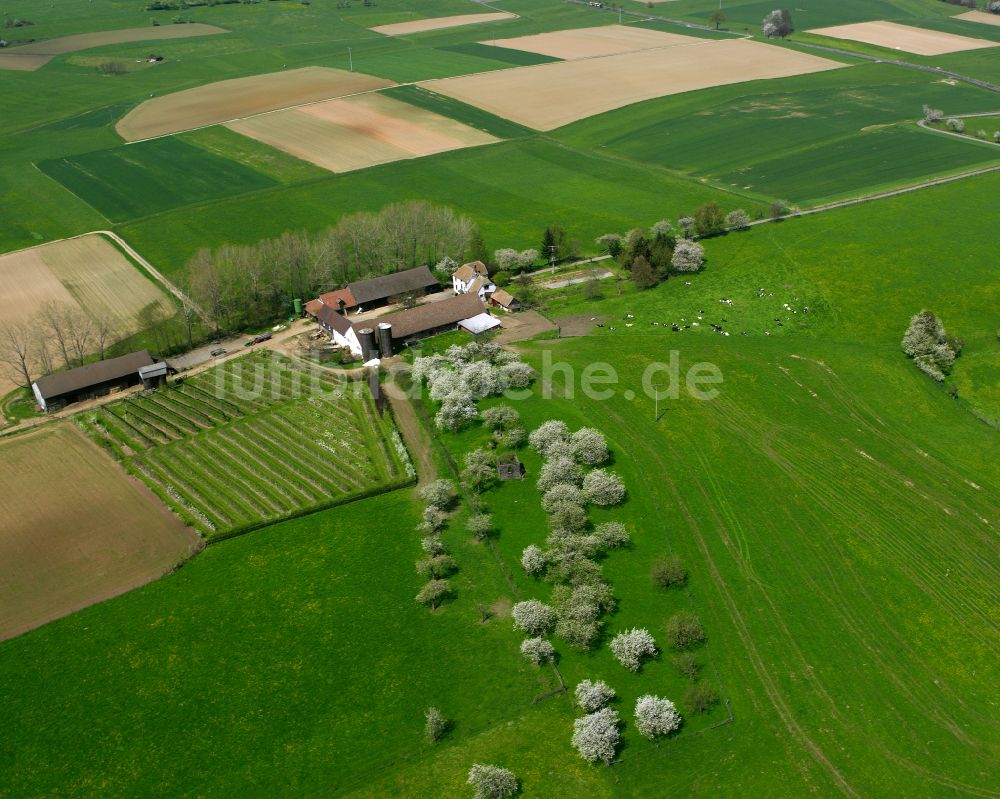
[458,313,502,335]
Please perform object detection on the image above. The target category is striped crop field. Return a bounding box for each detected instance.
[76,353,414,539]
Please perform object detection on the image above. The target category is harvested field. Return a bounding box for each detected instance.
[116,67,395,141]
[0,424,198,640]
[481,24,698,60]
[0,24,226,72]
[227,93,497,173]
[807,20,998,55]
[955,10,1000,28]
[0,235,172,398]
[422,38,844,131]
[370,12,514,36]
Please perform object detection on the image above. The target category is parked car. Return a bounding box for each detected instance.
[210,348,226,357]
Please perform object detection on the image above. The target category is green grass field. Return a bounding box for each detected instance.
[77,353,412,538]
[38,137,280,222]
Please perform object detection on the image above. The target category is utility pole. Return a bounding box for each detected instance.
[548,245,557,272]
[348,47,353,72]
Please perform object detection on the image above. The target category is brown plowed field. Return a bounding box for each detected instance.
[116,66,395,141]
[807,20,998,56]
[421,38,844,131]
[227,92,497,173]
[0,424,199,641]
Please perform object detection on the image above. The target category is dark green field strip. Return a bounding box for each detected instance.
[382,84,536,139]
[37,137,279,223]
[436,42,561,66]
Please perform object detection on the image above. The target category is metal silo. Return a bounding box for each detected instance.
[358,328,378,361]
[377,323,394,358]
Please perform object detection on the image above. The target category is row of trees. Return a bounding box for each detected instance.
[0,303,123,390]
[187,201,485,331]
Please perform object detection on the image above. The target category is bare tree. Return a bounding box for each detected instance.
[0,321,37,389]
[65,307,94,366]
[93,317,114,361]
[41,302,72,367]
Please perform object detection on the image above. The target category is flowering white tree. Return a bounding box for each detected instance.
[419,505,447,534]
[500,361,534,390]
[677,216,696,238]
[922,104,944,123]
[461,361,507,399]
[436,255,458,273]
[425,706,448,742]
[649,219,674,239]
[467,764,518,799]
[575,679,616,713]
[571,707,621,764]
[582,469,626,506]
[593,521,630,550]
[493,248,521,271]
[610,628,657,671]
[570,427,609,465]
[671,239,705,272]
[520,636,555,665]
[990,1,1000,12]
[436,397,478,431]
[537,457,584,493]
[419,479,455,510]
[529,420,571,457]
[482,405,520,431]
[725,208,751,231]
[542,483,586,513]
[511,599,557,636]
[466,513,493,540]
[946,117,966,133]
[634,695,682,739]
[521,544,547,576]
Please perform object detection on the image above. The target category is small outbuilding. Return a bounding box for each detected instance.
[489,288,521,313]
[458,312,502,336]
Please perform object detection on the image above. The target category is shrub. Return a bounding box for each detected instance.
[575,679,616,713]
[593,521,630,550]
[609,628,657,671]
[685,682,719,713]
[634,695,682,739]
[467,764,518,799]
[542,483,585,513]
[672,652,701,680]
[693,201,725,236]
[537,457,583,493]
[466,513,493,540]
[582,469,626,506]
[419,479,455,510]
[571,707,620,764]
[570,427,609,465]
[529,420,571,457]
[521,544,547,576]
[425,707,448,742]
[511,599,557,636]
[665,612,706,650]
[416,579,451,610]
[482,405,520,431]
[652,555,687,588]
[520,636,554,665]
[902,310,960,382]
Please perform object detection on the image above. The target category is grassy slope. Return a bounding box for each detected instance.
[0,492,557,798]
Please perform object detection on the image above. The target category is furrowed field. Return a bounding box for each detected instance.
[77,352,413,539]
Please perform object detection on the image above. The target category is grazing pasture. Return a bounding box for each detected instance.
[77,353,413,539]
[421,38,844,130]
[116,67,395,142]
[481,24,697,59]
[0,493,558,797]
[0,424,198,641]
[807,20,998,56]
[39,137,280,222]
[227,92,498,174]
[370,12,516,36]
[0,23,227,72]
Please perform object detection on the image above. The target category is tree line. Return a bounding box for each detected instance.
[187,201,485,331]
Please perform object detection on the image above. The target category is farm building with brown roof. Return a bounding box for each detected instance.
[356,294,487,355]
[31,350,159,412]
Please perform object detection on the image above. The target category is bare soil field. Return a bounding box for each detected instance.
[0,24,227,72]
[370,12,515,36]
[0,424,199,641]
[116,67,395,141]
[807,20,998,56]
[422,38,844,131]
[955,11,1000,28]
[0,235,172,398]
[227,92,497,173]
[482,24,697,59]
